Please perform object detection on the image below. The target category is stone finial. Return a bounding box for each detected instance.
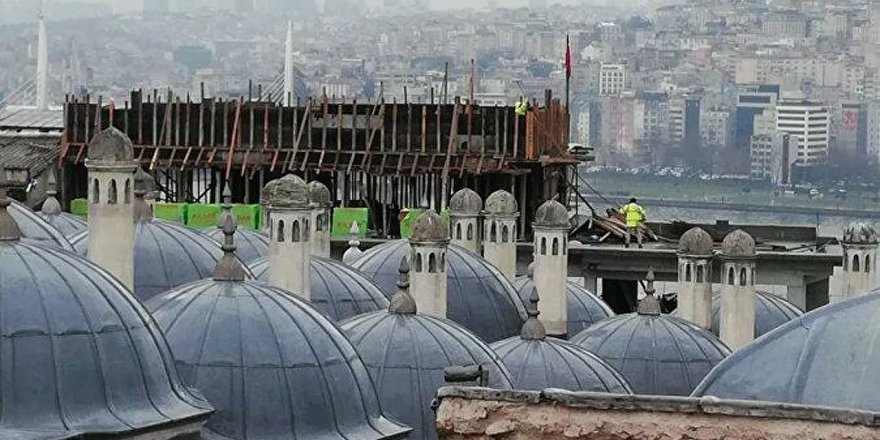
[263,174,309,209]
[213,212,247,281]
[86,127,134,164]
[533,199,570,228]
[449,188,483,215]
[485,190,518,216]
[40,169,62,216]
[133,167,154,222]
[217,183,233,228]
[411,209,449,242]
[307,181,332,208]
[721,230,756,259]
[678,227,713,256]
[0,165,22,242]
[388,257,417,315]
[843,222,879,245]
[342,221,364,266]
[637,269,661,316]
[520,287,547,340]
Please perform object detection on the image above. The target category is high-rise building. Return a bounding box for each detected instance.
[776,100,830,166]
[598,64,626,96]
[735,84,780,149]
[751,133,795,185]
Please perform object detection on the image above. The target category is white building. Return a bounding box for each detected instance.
[775,100,830,166]
[598,64,627,96]
[750,132,795,185]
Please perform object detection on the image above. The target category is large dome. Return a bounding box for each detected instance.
[248,256,390,321]
[0,202,212,437]
[513,274,614,336]
[70,218,251,302]
[340,260,513,440]
[352,240,527,342]
[205,226,268,263]
[9,200,73,250]
[571,295,731,396]
[710,291,802,338]
[490,289,631,393]
[693,291,880,411]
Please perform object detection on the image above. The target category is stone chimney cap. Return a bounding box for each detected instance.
[449,188,483,215]
[86,127,134,164]
[485,190,518,215]
[721,229,756,258]
[263,174,310,208]
[678,227,714,256]
[388,257,417,315]
[533,199,570,228]
[307,181,332,208]
[843,222,878,245]
[410,209,449,242]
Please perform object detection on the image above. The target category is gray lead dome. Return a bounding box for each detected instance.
[571,310,731,396]
[205,226,268,263]
[147,280,410,440]
[513,276,614,336]
[9,200,73,250]
[248,256,390,321]
[352,240,527,342]
[693,291,880,411]
[0,232,212,437]
[710,291,803,338]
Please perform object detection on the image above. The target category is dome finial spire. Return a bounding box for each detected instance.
[342,221,364,266]
[637,268,661,316]
[217,183,233,228]
[133,167,154,222]
[213,211,246,281]
[388,257,417,315]
[0,164,22,242]
[520,287,547,340]
[40,168,62,216]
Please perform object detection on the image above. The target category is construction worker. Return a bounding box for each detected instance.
[620,197,646,248]
[515,97,529,115]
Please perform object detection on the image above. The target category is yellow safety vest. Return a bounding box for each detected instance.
[515,101,529,115]
[619,203,645,228]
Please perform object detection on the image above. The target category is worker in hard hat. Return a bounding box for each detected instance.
[619,197,646,248]
[515,97,530,115]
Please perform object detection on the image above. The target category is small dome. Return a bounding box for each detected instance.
[485,190,518,216]
[307,180,333,207]
[449,188,483,215]
[711,291,803,338]
[147,280,409,440]
[263,174,309,208]
[721,229,756,258]
[490,289,632,393]
[86,127,134,163]
[205,226,268,264]
[533,199,570,228]
[0,209,212,436]
[248,256,390,322]
[843,221,878,245]
[39,211,86,238]
[341,262,513,439]
[572,307,731,396]
[693,291,880,411]
[410,209,449,242]
[9,200,73,250]
[70,219,251,302]
[353,240,527,342]
[678,227,714,256]
[513,276,614,336]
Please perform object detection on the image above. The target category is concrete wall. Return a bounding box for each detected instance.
[435,387,880,440]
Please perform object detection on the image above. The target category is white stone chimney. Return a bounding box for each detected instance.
[307,181,332,258]
[532,199,570,338]
[677,227,714,329]
[263,174,312,300]
[85,128,137,290]
[409,209,449,318]
[482,190,519,280]
[449,188,482,253]
[835,222,879,303]
[719,229,757,351]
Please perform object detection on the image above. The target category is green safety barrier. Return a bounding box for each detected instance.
[331,208,369,237]
[186,204,222,229]
[399,208,449,239]
[232,205,261,230]
[70,198,88,218]
[153,203,187,223]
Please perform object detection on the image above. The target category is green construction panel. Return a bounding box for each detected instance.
[186,204,222,229]
[153,203,187,223]
[332,208,369,238]
[232,205,260,230]
[70,198,88,218]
